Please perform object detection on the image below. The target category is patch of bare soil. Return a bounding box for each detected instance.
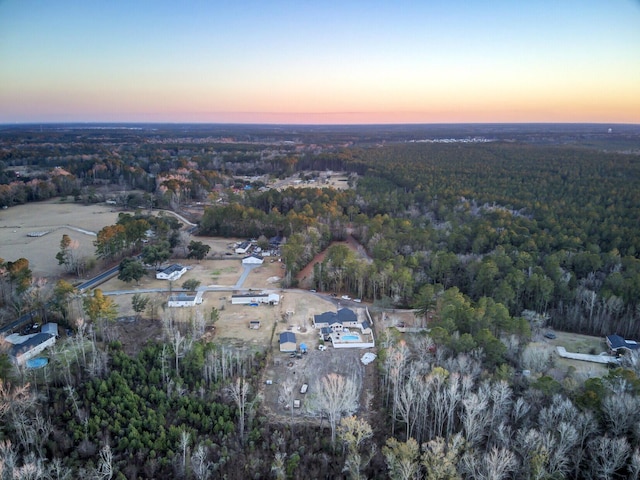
[112,318,164,357]
[261,346,377,424]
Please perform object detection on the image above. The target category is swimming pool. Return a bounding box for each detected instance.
[341,334,361,341]
[26,357,49,369]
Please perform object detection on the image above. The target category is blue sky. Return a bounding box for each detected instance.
[1,0,639,123]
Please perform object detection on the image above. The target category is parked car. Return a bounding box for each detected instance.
[544,332,557,339]
[341,295,351,300]
[300,384,308,394]
[318,344,327,351]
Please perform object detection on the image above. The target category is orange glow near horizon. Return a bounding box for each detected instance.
[1,1,639,124]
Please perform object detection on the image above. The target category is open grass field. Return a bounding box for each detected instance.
[0,199,122,278]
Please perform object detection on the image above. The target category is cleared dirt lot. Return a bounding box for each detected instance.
[0,199,121,277]
[261,347,377,421]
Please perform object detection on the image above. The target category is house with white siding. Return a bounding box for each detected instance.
[168,293,200,307]
[231,292,280,305]
[156,264,188,281]
[9,333,56,365]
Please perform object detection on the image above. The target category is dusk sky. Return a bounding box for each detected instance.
[1,1,639,124]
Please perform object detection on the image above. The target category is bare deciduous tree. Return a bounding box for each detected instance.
[338,416,375,480]
[94,444,113,480]
[585,436,630,480]
[421,434,464,480]
[383,437,421,480]
[226,376,251,445]
[601,392,640,437]
[460,447,517,480]
[180,430,190,472]
[308,373,359,446]
[270,452,287,480]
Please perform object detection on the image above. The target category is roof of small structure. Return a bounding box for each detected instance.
[279,332,296,344]
[41,323,59,336]
[242,254,264,263]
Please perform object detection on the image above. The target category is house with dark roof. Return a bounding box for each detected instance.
[313,308,368,333]
[156,264,188,281]
[279,331,297,352]
[10,333,56,365]
[606,334,640,354]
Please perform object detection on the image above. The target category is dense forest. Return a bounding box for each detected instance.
[1,124,640,478]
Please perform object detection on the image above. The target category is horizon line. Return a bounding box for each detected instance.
[1,121,639,127]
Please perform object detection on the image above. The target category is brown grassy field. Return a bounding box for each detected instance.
[0,199,123,278]
[101,256,337,353]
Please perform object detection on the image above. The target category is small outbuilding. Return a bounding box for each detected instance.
[249,320,261,329]
[41,323,59,337]
[279,332,297,352]
[242,254,264,265]
[235,241,251,254]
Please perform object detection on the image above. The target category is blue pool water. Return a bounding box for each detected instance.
[341,335,360,341]
[26,357,48,369]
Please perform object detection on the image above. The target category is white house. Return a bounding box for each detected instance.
[242,254,264,265]
[231,292,280,306]
[235,241,251,254]
[168,293,199,307]
[156,264,188,281]
[10,333,56,365]
[313,308,366,332]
